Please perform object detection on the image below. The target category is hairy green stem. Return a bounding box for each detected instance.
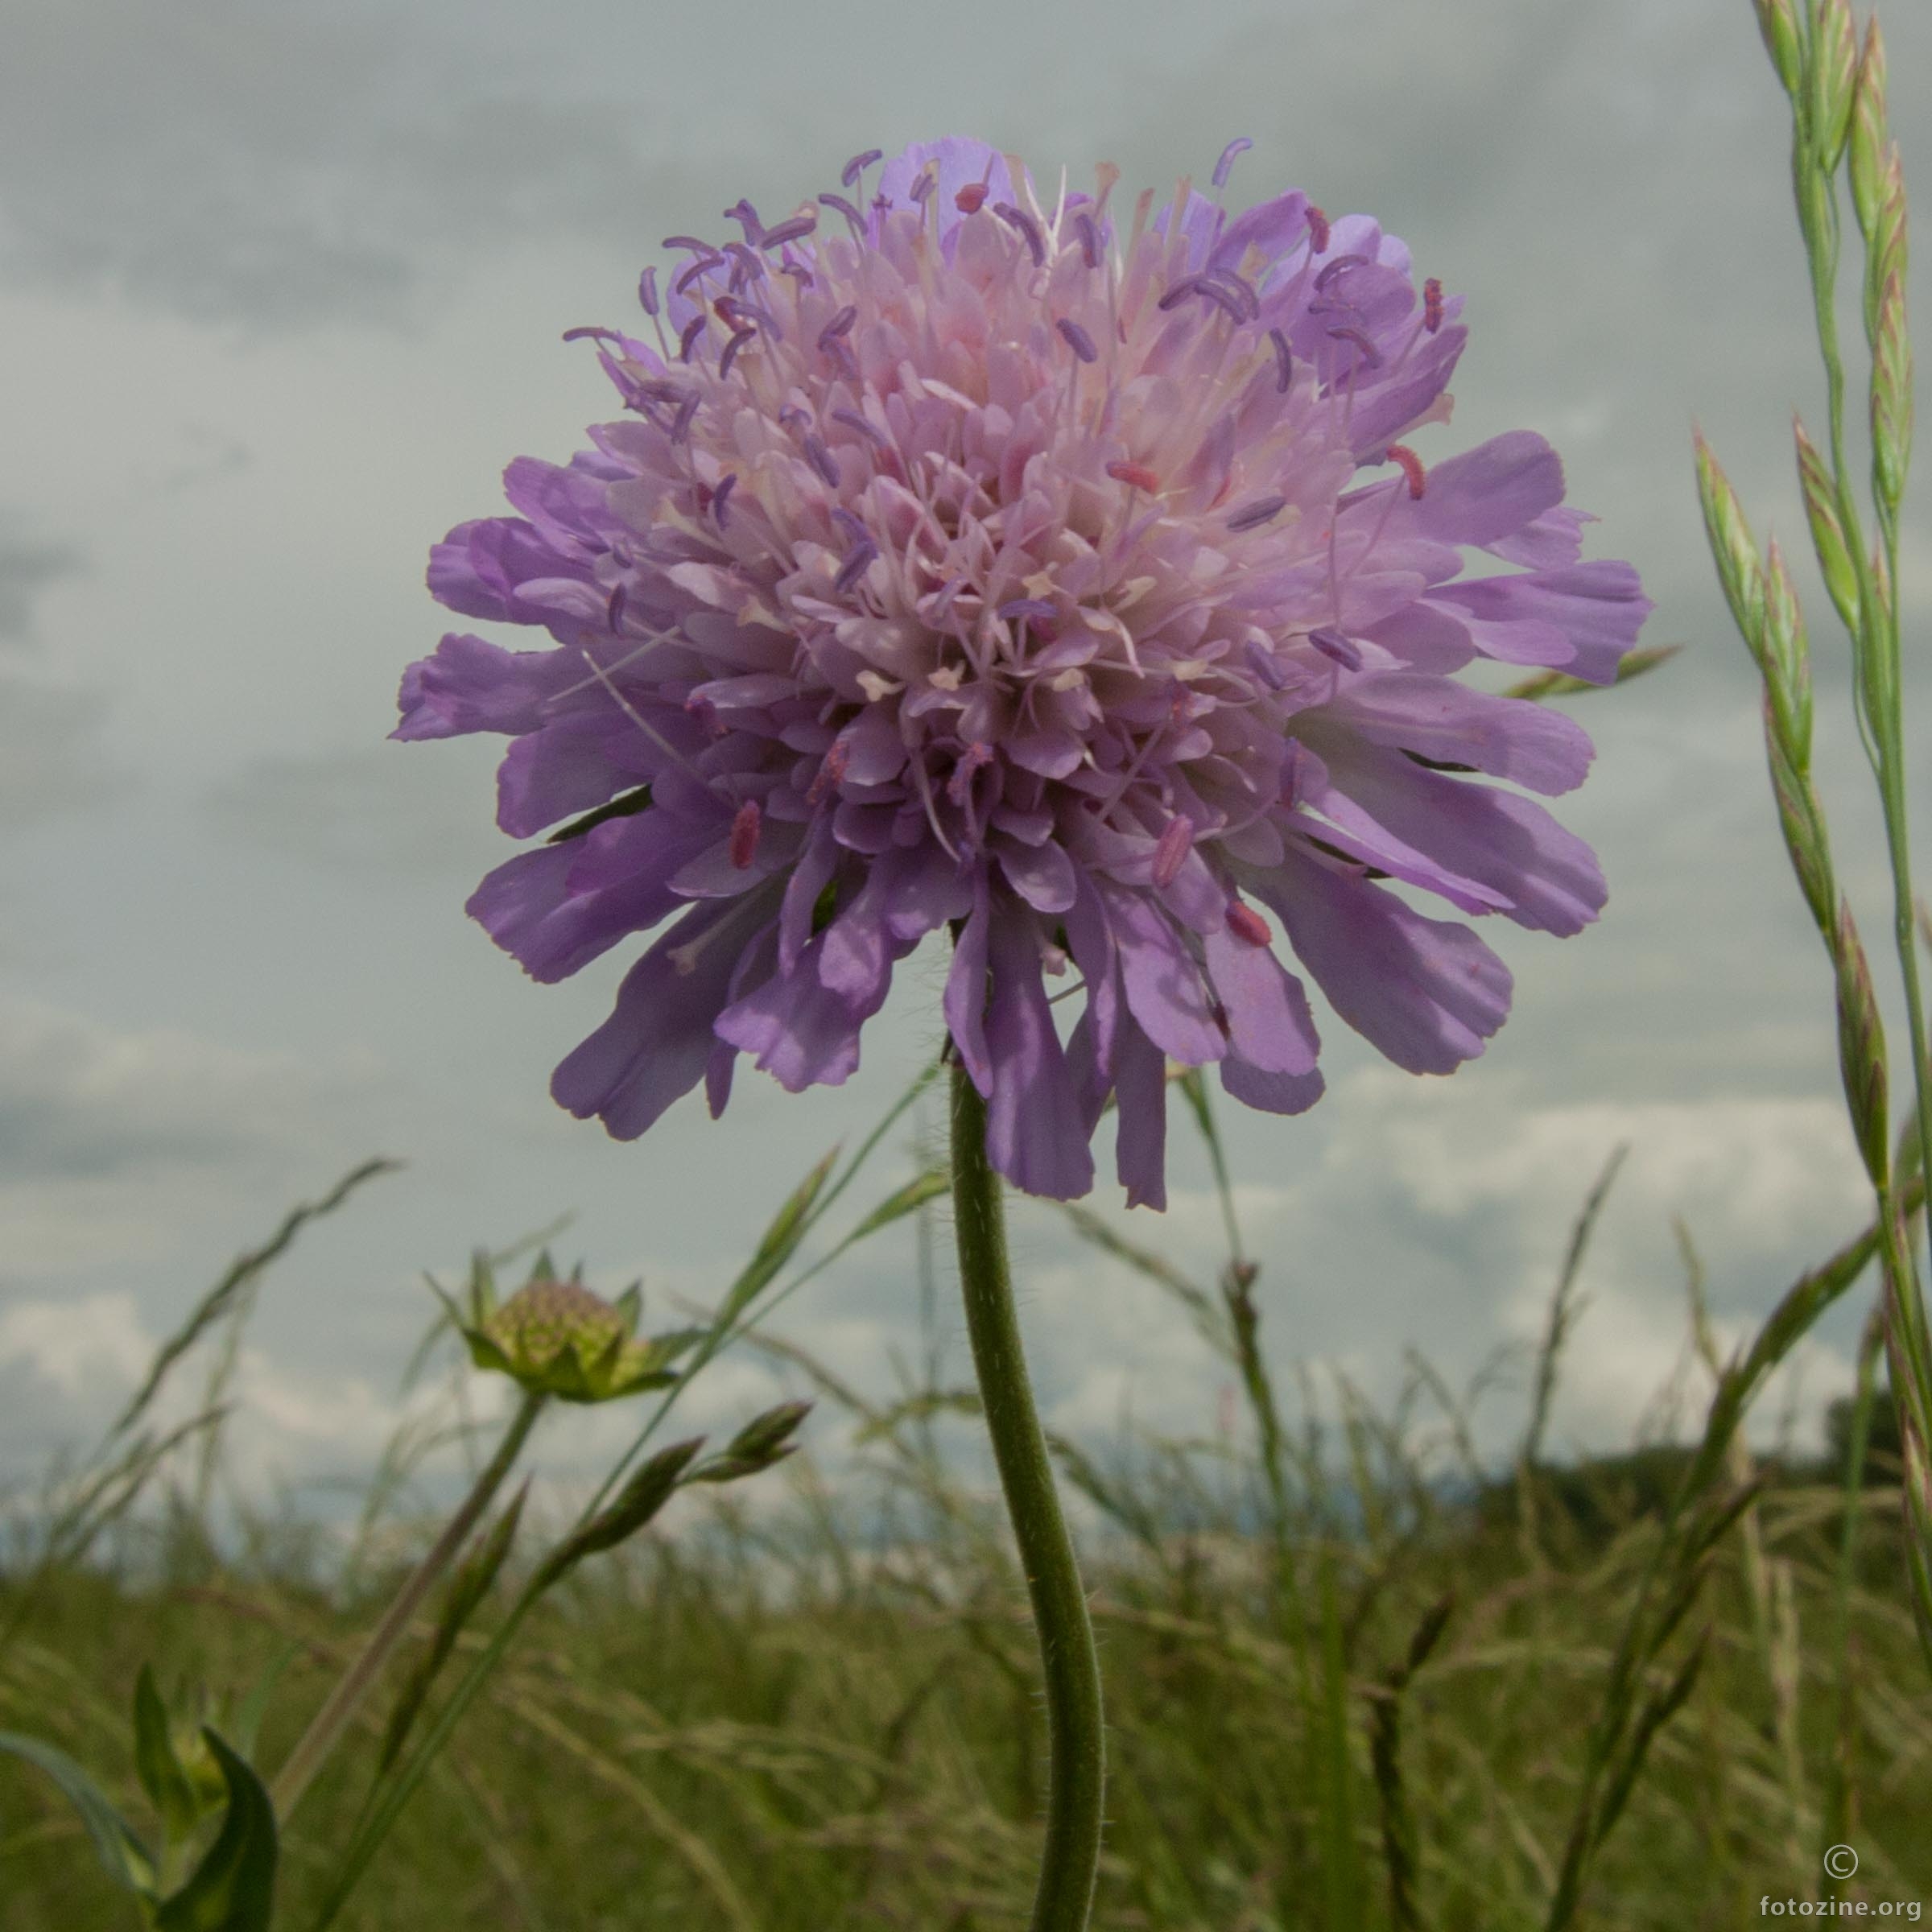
[271,1389,546,1822]
[949,1063,1104,1932]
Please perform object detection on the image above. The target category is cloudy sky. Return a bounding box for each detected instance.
[2,0,1928,1513]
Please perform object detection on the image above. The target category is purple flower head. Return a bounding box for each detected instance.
[398,137,1649,1208]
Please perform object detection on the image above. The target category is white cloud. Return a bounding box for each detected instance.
[0,995,394,1301]
[0,1288,152,1398]
[0,1286,442,1484]
[1025,1071,1878,1468]
[0,992,384,1187]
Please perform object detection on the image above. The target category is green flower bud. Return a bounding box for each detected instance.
[1809,0,1857,173]
[686,1400,814,1484]
[1792,416,1860,637]
[1752,0,1802,97]
[453,1256,701,1404]
[1864,147,1908,350]
[1762,538,1814,762]
[1692,431,1769,673]
[1848,19,1889,240]
[534,1438,708,1587]
[1871,270,1913,514]
[1832,904,1890,1191]
[172,1723,232,1817]
[1764,714,1834,935]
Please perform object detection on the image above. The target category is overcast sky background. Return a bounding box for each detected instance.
[2,0,1929,1517]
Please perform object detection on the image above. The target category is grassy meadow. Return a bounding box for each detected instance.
[2,1106,1928,1932]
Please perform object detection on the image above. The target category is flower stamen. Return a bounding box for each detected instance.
[729,799,762,869]
[1212,138,1253,190]
[1151,816,1194,887]
[1385,444,1426,498]
[1226,900,1272,946]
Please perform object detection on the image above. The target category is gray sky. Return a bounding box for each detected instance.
[3,0,1929,1507]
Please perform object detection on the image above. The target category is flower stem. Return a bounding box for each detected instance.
[270,1388,546,1823]
[948,1062,1104,1932]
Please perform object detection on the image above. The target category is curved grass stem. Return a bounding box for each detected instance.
[270,1389,546,1823]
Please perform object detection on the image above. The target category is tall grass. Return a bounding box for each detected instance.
[2,1100,1927,1930]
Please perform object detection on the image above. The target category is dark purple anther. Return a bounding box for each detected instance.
[677,315,708,362]
[993,203,1046,267]
[1212,137,1253,190]
[817,192,866,238]
[1157,277,1201,312]
[1244,638,1289,690]
[804,436,842,488]
[840,148,883,188]
[1309,627,1363,670]
[718,328,757,378]
[670,391,703,443]
[724,242,766,288]
[833,538,878,597]
[1269,328,1294,392]
[759,213,819,250]
[638,267,659,317]
[606,584,628,630]
[1055,317,1098,364]
[830,506,869,547]
[1199,268,1259,320]
[1324,324,1382,368]
[731,296,782,341]
[1314,252,1370,291]
[1186,278,1249,324]
[723,199,764,244]
[910,167,938,204]
[779,262,814,287]
[819,304,858,342]
[997,598,1057,623]
[560,324,621,345]
[662,235,714,254]
[675,255,722,295]
[1226,494,1287,532]
[713,473,737,528]
[1073,210,1102,269]
[831,407,889,448]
